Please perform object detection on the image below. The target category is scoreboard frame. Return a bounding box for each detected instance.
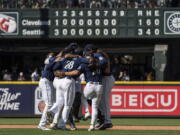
[0,8,180,39]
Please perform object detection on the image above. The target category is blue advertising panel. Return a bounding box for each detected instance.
[0,83,37,115]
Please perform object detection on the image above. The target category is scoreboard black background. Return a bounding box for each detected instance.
[0,8,180,38]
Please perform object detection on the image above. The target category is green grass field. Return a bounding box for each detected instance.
[0,118,180,135]
[1,118,180,126]
[0,129,179,135]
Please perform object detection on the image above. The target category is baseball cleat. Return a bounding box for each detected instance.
[83,111,91,120]
[69,122,77,131]
[95,120,104,128]
[98,123,113,130]
[95,122,101,128]
[70,127,77,131]
[88,125,95,131]
[46,111,54,123]
[50,123,58,129]
[37,125,51,131]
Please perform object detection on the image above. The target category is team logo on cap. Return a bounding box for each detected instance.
[0,12,19,35]
[164,11,180,35]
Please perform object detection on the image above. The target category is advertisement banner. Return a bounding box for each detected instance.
[1,82,180,117]
[34,86,45,115]
[0,84,36,115]
[110,86,180,116]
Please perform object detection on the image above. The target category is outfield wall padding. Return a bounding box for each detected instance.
[0,81,180,117]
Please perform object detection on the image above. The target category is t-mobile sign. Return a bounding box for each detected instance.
[110,86,180,116]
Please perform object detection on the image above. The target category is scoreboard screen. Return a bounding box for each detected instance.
[0,8,180,39]
[50,9,161,38]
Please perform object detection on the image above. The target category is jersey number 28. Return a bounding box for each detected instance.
[64,61,74,69]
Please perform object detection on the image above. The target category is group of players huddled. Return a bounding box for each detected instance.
[38,43,115,131]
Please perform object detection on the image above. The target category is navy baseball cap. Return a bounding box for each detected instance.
[74,47,83,56]
[64,43,78,53]
[84,44,97,51]
[67,42,78,50]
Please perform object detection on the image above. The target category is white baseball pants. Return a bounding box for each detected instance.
[83,82,103,126]
[50,77,75,125]
[38,78,54,126]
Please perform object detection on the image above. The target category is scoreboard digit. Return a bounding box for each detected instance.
[136,9,161,37]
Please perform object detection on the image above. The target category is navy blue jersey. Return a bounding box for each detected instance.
[41,56,56,81]
[79,57,89,64]
[53,57,83,79]
[94,53,109,76]
[77,63,103,83]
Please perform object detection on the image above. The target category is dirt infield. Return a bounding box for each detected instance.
[1,125,180,130]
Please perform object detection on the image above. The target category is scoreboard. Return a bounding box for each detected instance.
[50,9,161,38]
[0,8,180,38]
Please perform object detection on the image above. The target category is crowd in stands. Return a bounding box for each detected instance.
[0,68,40,81]
[110,55,154,81]
[0,0,179,8]
[0,55,154,81]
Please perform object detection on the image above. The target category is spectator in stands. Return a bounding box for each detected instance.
[101,0,114,8]
[2,69,12,81]
[1,0,8,8]
[171,0,179,7]
[111,0,116,8]
[66,0,73,8]
[111,56,121,80]
[0,0,179,8]
[18,72,26,81]
[145,71,154,81]
[127,0,136,8]
[41,0,51,8]
[90,0,101,8]
[118,70,130,81]
[73,0,79,7]
[116,0,127,7]
[147,0,158,8]
[79,0,85,7]
[157,0,166,7]
[56,0,66,8]
[31,68,40,81]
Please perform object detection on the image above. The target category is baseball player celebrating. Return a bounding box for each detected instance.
[84,45,115,130]
[57,52,107,131]
[38,53,56,131]
[47,43,84,130]
[63,48,91,122]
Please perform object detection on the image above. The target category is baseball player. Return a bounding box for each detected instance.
[70,48,84,122]
[38,53,56,131]
[57,53,106,131]
[47,43,85,130]
[62,47,91,122]
[97,49,115,130]
[84,45,115,130]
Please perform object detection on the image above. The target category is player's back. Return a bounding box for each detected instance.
[62,57,82,72]
[83,64,103,83]
[41,56,56,81]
